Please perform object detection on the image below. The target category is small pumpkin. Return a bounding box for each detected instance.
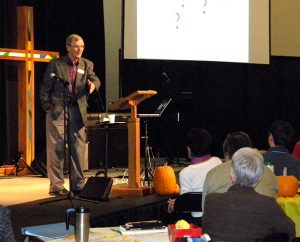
[278,175,298,197]
[153,165,180,195]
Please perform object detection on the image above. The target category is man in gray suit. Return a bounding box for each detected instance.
[40,34,101,196]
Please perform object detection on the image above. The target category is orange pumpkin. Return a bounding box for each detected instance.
[278,176,298,197]
[153,165,180,195]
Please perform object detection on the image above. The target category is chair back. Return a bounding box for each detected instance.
[174,192,202,213]
[255,233,289,242]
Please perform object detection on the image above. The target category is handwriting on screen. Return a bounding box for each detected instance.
[176,0,208,29]
[175,1,184,29]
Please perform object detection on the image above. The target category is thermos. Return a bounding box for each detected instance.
[66,207,90,242]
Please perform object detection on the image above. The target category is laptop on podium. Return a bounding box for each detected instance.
[138,98,172,118]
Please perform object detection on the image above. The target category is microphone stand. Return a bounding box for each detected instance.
[41,81,98,205]
[140,118,154,186]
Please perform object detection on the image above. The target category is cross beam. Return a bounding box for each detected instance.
[0,6,59,166]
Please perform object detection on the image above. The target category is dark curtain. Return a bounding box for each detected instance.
[121,57,300,158]
[0,0,105,165]
[0,0,19,165]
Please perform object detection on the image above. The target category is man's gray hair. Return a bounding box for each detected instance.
[231,147,264,187]
[66,34,83,46]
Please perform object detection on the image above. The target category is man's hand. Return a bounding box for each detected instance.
[86,79,96,94]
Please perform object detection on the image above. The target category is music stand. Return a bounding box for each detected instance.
[41,79,98,206]
[138,98,172,185]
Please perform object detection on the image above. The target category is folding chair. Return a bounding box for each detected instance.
[173,192,202,226]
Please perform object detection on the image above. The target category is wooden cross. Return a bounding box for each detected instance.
[0,6,59,166]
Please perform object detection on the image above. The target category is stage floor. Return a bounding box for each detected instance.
[1,159,188,242]
[0,168,129,206]
[0,158,186,206]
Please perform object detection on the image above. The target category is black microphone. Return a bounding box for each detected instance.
[162,72,170,83]
[50,73,69,85]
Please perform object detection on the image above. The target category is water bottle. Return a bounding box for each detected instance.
[66,207,90,242]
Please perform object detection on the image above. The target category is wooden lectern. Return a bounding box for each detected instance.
[108,90,157,196]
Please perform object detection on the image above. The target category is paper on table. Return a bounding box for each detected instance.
[21,222,74,239]
[46,227,169,242]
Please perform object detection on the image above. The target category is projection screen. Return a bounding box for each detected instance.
[123,0,269,64]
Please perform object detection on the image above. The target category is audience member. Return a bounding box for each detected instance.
[264,120,300,179]
[292,140,300,159]
[202,131,278,210]
[168,128,222,217]
[202,147,295,242]
[0,205,16,242]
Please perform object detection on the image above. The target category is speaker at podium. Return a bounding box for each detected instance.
[87,122,128,169]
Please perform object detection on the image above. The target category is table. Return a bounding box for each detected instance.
[26,227,169,242]
[277,194,300,237]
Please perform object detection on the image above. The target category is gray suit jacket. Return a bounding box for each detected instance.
[40,55,101,125]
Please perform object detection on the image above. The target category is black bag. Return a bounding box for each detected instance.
[79,170,113,201]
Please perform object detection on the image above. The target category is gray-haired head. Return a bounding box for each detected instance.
[66,34,84,46]
[231,147,264,188]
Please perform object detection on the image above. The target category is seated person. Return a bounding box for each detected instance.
[202,147,295,242]
[202,131,278,210]
[264,120,300,179]
[0,205,16,242]
[292,140,300,159]
[168,128,222,218]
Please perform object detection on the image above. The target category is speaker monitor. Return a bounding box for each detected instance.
[80,170,113,201]
[87,124,128,169]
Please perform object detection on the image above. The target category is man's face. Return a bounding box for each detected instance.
[66,38,85,61]
[268,133,275,147]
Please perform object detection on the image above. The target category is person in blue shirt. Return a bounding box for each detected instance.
[263,120,300,179]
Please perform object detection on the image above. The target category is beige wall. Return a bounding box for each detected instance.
[103,0,122,106]
[271,0,300,57]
